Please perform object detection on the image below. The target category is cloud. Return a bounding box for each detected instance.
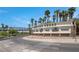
[0,10,8,14]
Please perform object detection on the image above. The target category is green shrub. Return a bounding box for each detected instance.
[0,31,9,37]
[9,29,18,36]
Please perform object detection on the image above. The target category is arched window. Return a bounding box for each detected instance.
[40,29,43,32]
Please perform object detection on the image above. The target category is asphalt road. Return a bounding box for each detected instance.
[0,36,79,52]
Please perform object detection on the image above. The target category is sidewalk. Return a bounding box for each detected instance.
[22,35,79,43]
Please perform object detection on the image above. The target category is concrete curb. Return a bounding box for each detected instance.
[22,36,79,44]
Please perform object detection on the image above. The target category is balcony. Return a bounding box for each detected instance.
[32,21,73,30]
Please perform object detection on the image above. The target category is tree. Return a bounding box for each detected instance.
[1,24,9,31]
[39,17,43,23]
[1,24,5,31]
[62,10,66,21]
[53,15,56,22]
[31,18,34,26]
[35,20,37,26]
[65,11,68,21]
[44,10,50,23]
[9,29,18,36]
[43,16,46,23]
[5,25,8,31]
[39,17,46,24]
[28,24,32,35]
[61,10,68,21]
[59,12,62,22]
[54,10,60,22]
[68,7,76,19]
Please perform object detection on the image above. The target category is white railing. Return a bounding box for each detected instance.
[32,21,73,29]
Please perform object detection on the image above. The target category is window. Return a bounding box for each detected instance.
[45,29,49,31]
[46,24,48,26]
[61,28,69,31]
[33,30,35,32]
[36,29,38,32]
[45,25,46,26]
[49,24,51,26]
[52,24,53,26]
[52,23,56,26]
[40,29,43,32]
[60,27,69,31]
[52,27,59,31]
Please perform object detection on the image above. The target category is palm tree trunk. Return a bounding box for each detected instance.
[57,15,59,22]
[60,17,62,22]
[57,16,58,22]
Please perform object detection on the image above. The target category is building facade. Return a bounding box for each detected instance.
[32,20,76,36]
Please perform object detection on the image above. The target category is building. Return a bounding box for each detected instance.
[32,20,76,36]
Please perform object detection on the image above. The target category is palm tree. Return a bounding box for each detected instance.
[1,24,5,31]
[65,11,68,21]
[28,24,31,35]
[39,17,46,23]
[68,7,76,19]
[5,25,8,31]
[62,10,66,21]
[54,10,60,22]
[39,17,43,24]
[59,12,62,22]
[53,15,56,22]
[44,10,50,23]
[31,18,34,26]
[35,20,37,26]
[62,10,69,21]
[28,24,31,29]
[42,16,46,23]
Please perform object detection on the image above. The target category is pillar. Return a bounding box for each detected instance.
[50,34,52,37]
[59,33,61,36]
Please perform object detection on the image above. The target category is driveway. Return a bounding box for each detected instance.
[0,36,79,52]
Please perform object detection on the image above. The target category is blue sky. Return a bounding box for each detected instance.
[0,7,79,28]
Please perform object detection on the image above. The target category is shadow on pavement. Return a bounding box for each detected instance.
[11,37,79,52]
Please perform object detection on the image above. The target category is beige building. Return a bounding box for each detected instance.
[32,20,76,36]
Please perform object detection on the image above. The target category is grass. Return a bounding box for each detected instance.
[0,30,29,40]
[0,31,9,37]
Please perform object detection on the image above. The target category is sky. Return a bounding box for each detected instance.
[0,7,79,28]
